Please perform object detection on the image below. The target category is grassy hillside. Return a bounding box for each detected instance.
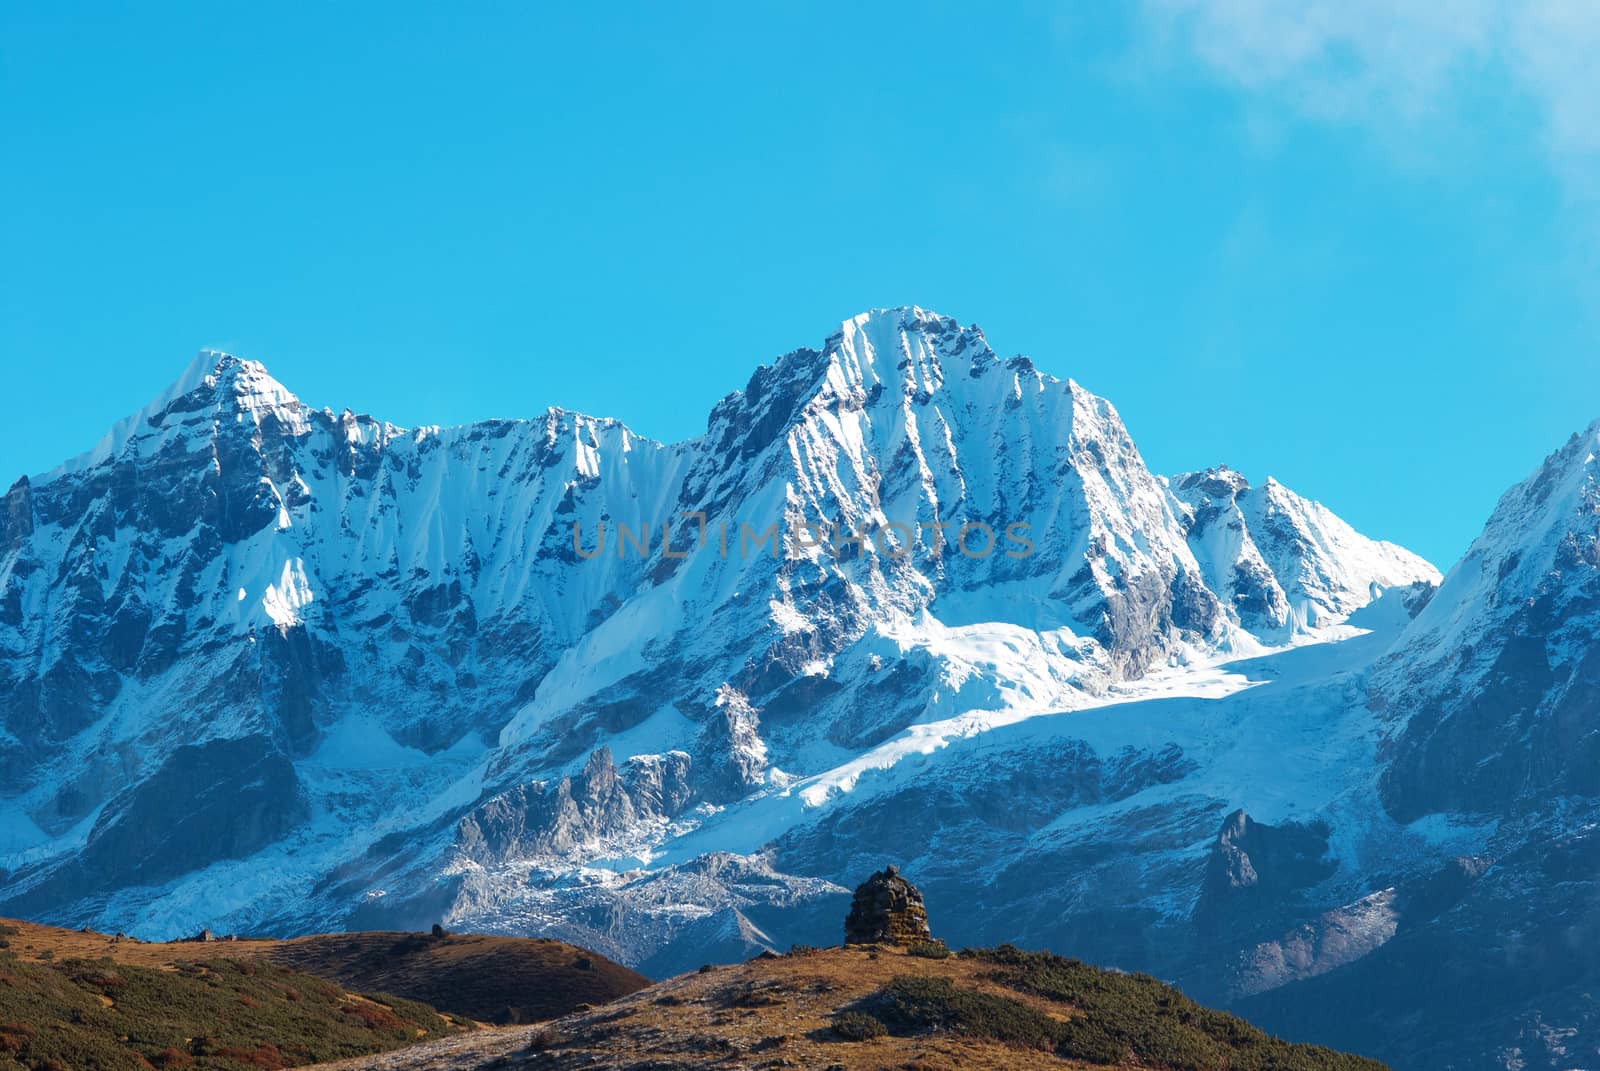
[313,942,1390,1070]
[0,939,457,1070]
[0,919,647,1026]
[0,919,1388,1070]
[864,945,1386,1069]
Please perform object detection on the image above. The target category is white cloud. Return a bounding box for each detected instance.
[1142,0,1600,209]
[1509,3,1600,182]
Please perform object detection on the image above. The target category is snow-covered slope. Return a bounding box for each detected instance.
[0,307,1470,1064]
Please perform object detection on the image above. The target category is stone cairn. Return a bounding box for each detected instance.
[843,864,932,945]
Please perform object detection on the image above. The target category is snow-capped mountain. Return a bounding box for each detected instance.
[0,306,1493,1066]
[1170,466,1434,639]
[1374,422,1600,819]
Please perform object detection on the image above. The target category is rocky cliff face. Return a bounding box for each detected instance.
[0,307,1476,1066]
[455,747,695,864]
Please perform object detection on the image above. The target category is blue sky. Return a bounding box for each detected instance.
[4,2,1598,568]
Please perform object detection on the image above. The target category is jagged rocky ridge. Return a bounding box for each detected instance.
[4,306,1542,1068]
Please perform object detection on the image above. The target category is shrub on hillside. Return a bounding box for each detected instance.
[905,939,951,959]
[973,945,1385,1070]
[863,975,1061,1051]
[831,1010,887,1041]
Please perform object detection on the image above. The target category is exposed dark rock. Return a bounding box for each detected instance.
[0,476,34,554]
[1394,854,1492,929]
[1195,809,1336,941]
[1234,818,1600,1071]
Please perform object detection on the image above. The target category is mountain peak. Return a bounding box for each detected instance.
[816,306,999,400]
[1388,418,1600,668]
[1174,466,1251,499]
[49,349,306,477]
[838,304,963,334]
[163,349,299,415]
[829,304,983,353]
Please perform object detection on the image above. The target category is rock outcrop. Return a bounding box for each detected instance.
[1194,809,1337,942]
[843,865,931,945]
[455,747,694,864]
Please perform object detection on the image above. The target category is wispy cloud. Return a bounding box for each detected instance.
[1508,2,1600,187]
[1140,0,1600,214]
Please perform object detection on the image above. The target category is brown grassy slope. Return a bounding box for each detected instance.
[0,919,647,1024]
[262,932,647,1024]
[306,944,1389,1071]
[0,944,462,1071]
